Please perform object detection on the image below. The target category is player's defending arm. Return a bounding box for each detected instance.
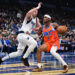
[37,17,42,28]
[33,17,42,31]
[25,2,42,21]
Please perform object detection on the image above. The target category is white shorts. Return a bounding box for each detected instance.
[17,33,37,50]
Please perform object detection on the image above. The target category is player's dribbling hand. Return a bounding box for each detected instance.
[38,2,42,8]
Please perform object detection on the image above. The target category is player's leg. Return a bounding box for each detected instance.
[33,43,47,72]
[0,41,26,64]
[22,39,37,66]
[20,34,37,66]
[23,38,37,59]
[50,46,69,73]
[0,34,26,64]
[36,44,47,63]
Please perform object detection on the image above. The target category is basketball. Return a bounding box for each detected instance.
[57,26,67,34]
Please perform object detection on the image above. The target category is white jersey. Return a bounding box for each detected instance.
[19,17,37,33]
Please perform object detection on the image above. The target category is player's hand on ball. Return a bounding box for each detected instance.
[57,26,67,35]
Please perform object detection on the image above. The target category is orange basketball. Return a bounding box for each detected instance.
[57,26,67,34]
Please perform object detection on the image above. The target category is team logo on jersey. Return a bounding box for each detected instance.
[49,27,51,31]
[31,21,35,25]
[27,37,30,40]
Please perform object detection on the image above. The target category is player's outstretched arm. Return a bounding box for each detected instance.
[37,17,42,28]
[25,2,42,21]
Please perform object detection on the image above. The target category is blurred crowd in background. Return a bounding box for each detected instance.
[0,4,75,53]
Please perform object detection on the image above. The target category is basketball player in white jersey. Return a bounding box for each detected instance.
[0,2,42,66]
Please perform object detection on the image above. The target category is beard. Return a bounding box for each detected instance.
[43,20,49,24]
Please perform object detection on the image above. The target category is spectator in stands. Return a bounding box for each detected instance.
[11,30,16,35]
[5,36,12,53]
[11,36,17,52]
[72,38,75,51]
[1,34,7,52]
[0,33,3,52]
[17,10,22,19]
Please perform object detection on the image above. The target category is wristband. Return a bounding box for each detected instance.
[36,6,40,9]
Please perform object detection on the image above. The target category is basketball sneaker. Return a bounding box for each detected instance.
[62,65,69,73]
[0,58,3,64]
[21,58,30,67]
[32,67,42,72]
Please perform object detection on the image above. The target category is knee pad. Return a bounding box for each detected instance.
[50,46,57,55]
[50,50,55,55]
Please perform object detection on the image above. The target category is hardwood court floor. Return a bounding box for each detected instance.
[0,69,75,75]
[0,62,75,75]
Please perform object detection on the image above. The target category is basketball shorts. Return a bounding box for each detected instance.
[45,40,60,52]
[17,33,37,50]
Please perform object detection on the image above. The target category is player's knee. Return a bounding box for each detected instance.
[50,50,53,55]
[37,47,42,53]
[32,41,37,48]
[29,41,37,52]
[50,46,57,55]
[50,49,56,56]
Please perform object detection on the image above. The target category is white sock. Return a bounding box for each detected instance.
[37,63,42,68]
[2,55,9,61]
[50,46,67,66]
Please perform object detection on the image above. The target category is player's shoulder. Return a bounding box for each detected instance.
[52,22,58,25]
[52,22,59,29]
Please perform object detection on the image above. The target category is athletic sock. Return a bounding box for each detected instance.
[37,63,42,68]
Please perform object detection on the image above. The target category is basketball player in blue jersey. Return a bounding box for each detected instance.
[0,2,42,67]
